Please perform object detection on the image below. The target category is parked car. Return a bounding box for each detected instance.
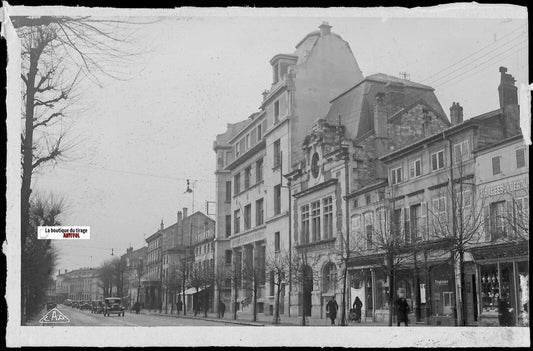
[80,301,92,310]
[91,300,104,314]
[72,301,79,308]
[103,297,125,317]
[46,301,57,311]
[64,299,72,307]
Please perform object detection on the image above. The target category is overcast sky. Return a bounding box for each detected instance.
[18,8,527,273]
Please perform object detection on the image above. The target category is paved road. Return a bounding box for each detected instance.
[34,305,234,326]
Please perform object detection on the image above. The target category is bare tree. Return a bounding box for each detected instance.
[212,258,231,318]
[240,248,265,322]
[226,251,242,321]
[111,256,128,298]
[265,250,290,325]
[503,189,530,242]
[163,263,181,314]
[361,187,413,327]
[331,227,362,326]
[98,260,115,298]
[188,264,211,317]
[14,16,146,323]
[290,247,321,326]
[428,156,487,326]
[21,192,63,323]
[133,258,145,304]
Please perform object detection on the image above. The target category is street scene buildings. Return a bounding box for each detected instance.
[12,11,528,342]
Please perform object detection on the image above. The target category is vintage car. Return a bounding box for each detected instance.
[80,301,92,310]
[91,300,104,314]
[46,301,57,311]
[64,299,72,307]
[103,297,125,317]
[72,301,79,309]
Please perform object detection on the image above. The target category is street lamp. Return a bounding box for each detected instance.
[185,179,197,213]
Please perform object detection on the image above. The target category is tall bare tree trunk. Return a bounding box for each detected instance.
[341,264,348,326]
[387,255,394,327]
[274,282,281,324]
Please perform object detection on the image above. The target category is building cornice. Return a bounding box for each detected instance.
[293,178,338,199]
[224,140,266,171]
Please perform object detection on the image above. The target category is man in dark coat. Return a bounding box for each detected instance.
[176,299,183,315]
[395,294,410,326]
[219,300,226,318]
[326,296,339,325]
[498,294,514,326]
[353,297,363,323]
[134,301,140,314]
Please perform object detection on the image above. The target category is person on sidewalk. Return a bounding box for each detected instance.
[326,296,339,325]
[176,299,183,315]
[395,294,410,326]
[134,301,140,314]
[353,296,363,323]
[219,300,226,318]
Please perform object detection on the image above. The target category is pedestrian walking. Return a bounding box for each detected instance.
[219,300,226,318]
[326,296,339,325]
[353,296,363,323]
[395,294,410,326]
[177,299,183,315]
[134,301,140,314]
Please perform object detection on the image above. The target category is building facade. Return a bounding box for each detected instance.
[213,22,365,318]
[472,134,529,326]
[58,267,102,301]
[144,223,163,310]
[347,66,523,326]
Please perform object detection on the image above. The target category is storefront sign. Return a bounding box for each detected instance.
[479,179,528,197]
[434,279,449,286]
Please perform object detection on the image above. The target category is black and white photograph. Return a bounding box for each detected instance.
[3,3,530,347]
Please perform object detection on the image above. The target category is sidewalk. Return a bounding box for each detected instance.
[139,309,420,327]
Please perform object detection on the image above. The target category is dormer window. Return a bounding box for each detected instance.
[270,54,298,85]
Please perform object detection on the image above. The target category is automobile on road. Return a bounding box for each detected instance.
[80,301,92,310]
[103,297,125,317]
[91,300,104,314]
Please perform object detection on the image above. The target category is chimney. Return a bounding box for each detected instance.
[450,102,463,125]
[374,93,388,140]
[498,67,519,137]
[177,211,183,224]
[498,66,518,108]
[422,108,432,137]
[319,21,332,36]
[384,81,405,116]
[65,269,67,274]
[160,219,164,230]
[374,93,389,178]
[183,207,188,219]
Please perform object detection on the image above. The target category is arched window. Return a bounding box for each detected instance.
[323,262,337,292]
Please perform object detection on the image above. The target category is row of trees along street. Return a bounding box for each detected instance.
[16,15,144,323]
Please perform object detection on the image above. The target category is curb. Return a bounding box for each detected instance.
[143,312,265,326]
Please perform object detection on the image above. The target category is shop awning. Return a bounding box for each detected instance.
[177,286,210,296]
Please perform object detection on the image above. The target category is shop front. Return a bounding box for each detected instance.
[472,242,529,327]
